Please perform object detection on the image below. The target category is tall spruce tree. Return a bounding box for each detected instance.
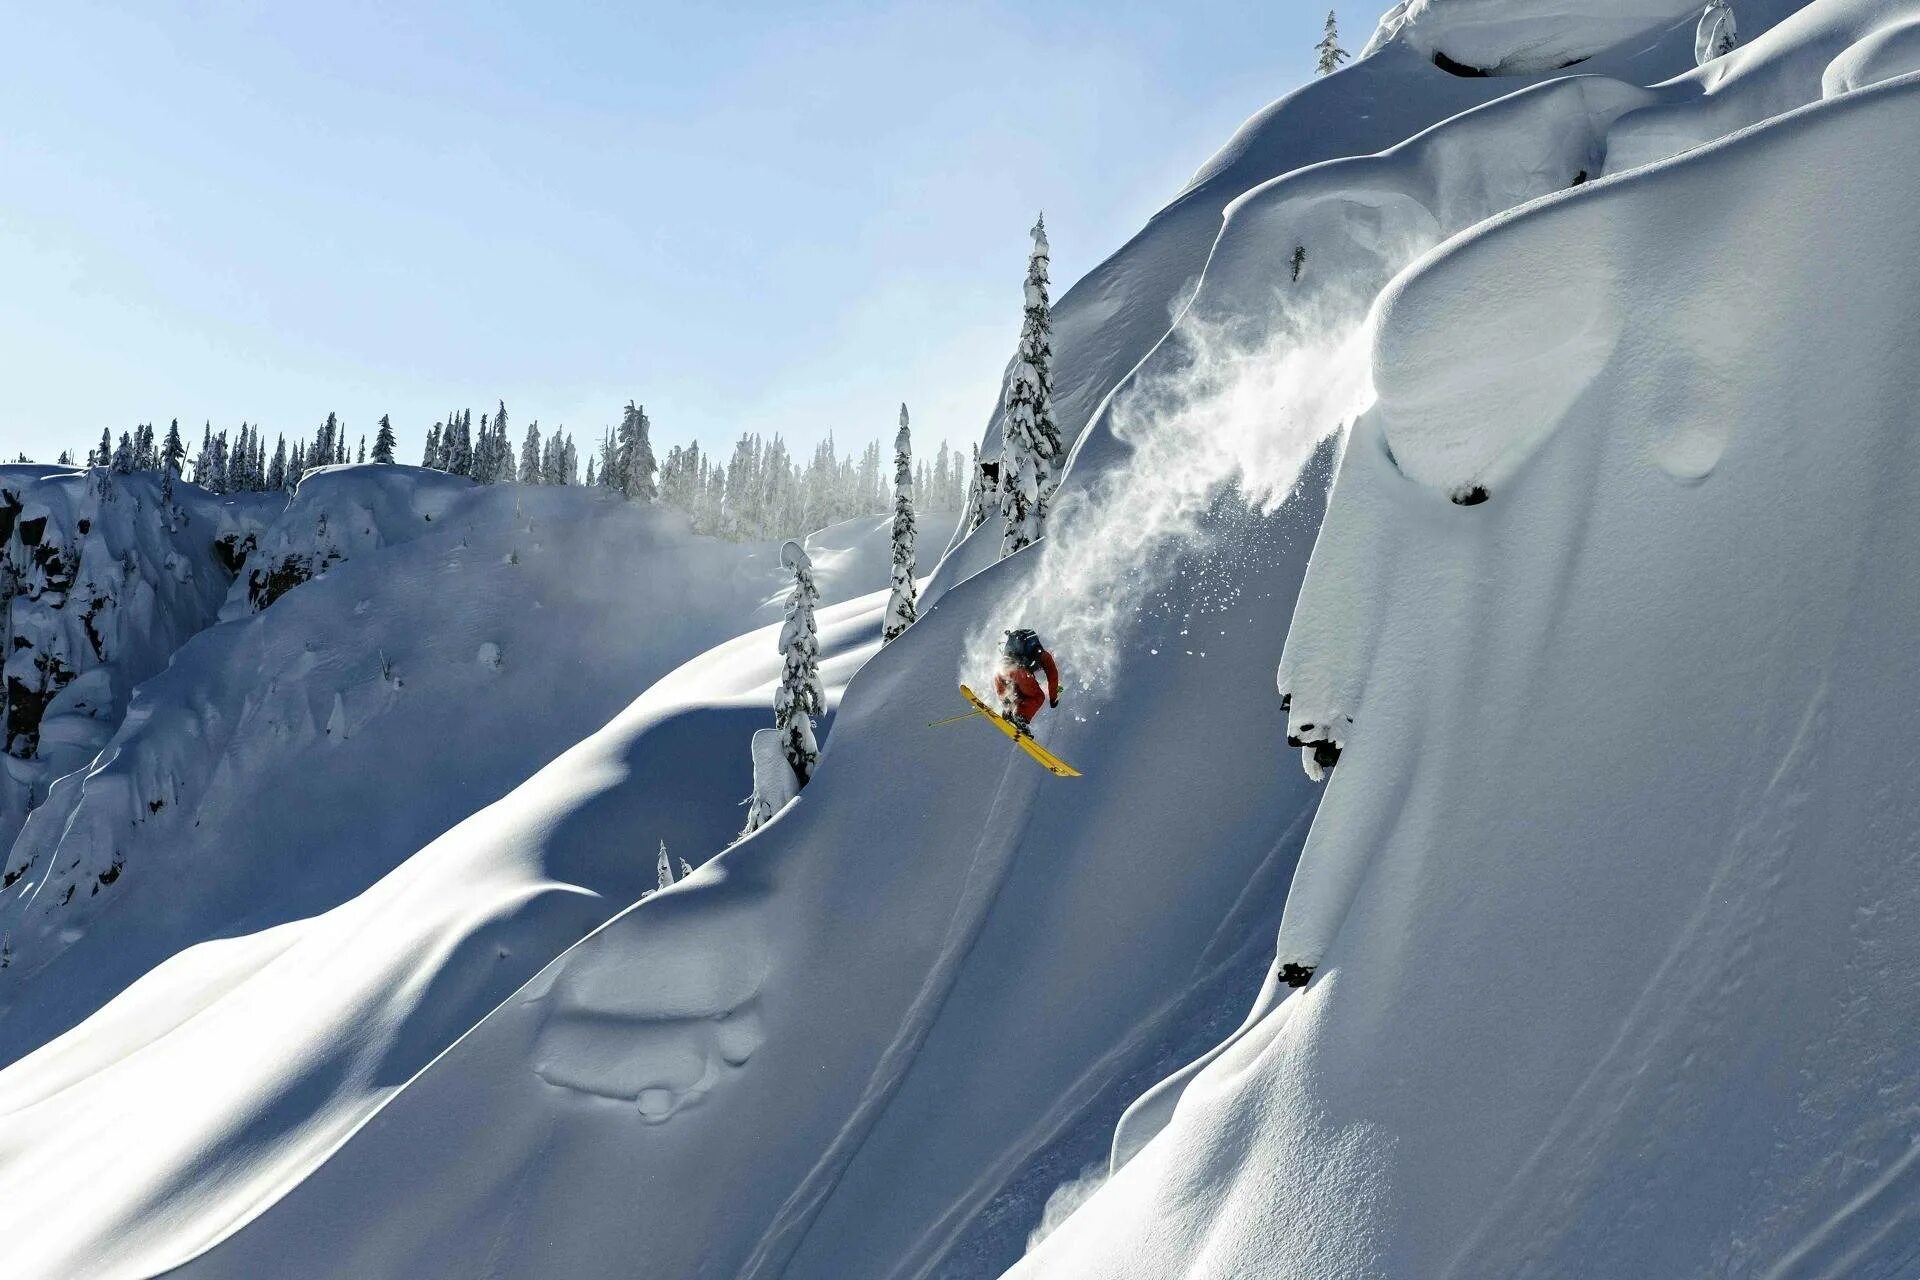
[373,415,397,464]
[616,401,658,501]
[520,423,542,484]
[883,403,918,643]
[1316,11,1349,74]
[773,540,824,784]
[161,420,186,477]
[1001,214,1059,555]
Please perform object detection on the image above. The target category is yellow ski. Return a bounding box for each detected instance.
[958,684,1082,778]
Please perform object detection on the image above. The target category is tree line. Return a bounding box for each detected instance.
[32,402,968,545]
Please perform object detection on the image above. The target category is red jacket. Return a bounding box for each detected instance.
[994,650,1060,722]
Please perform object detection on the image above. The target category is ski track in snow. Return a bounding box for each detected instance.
[742,749,1042,1277]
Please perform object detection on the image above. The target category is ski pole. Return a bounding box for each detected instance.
[928,708,988,728]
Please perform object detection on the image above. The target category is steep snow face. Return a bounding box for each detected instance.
[0,466,281,857]
[0,482,952,1066]
[1017,65,1920,1280]
[937,0,1735,587]
[934,0,1814,607]
[1363,0,1704,73]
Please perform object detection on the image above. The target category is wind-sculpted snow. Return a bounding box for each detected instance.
[1824,9,1920,91]
[937,0,1742,591]
[960,69,1664,698]
[1016,64,1920,1280]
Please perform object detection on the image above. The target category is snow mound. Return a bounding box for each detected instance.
[1824,11,1920,94]
[1363,0,1702,74]
[1018,63,1920,1280]
[219,463,472,618]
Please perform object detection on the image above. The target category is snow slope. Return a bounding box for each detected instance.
[109,477,1320,1280]
[11,1,1918,1277]
[0,494,965,1277]
[1015,25,1920,1280]
[0,477,953,1065]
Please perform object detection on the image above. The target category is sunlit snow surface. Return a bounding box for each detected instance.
[8,1,1920,1278]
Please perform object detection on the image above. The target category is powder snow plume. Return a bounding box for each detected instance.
[966,303,1375,699]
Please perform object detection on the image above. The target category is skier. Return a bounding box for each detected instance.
[993,628,1060,736]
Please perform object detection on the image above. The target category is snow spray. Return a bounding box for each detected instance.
[964,301,1375,700]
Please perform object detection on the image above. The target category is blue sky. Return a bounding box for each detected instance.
[2,1,1329,464]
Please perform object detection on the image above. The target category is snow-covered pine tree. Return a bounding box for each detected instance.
[373,415,396,464]
[355,435,365,464]
[519,422,542,484]
[1316,11,1349,74]
[965,443,990,530]
[595,429,615,488]
[883,403,918,643]
[56,449,73,465]
[161,420,186,477]
[269,435,288,489]
[1000,214,1059,555]
[153,422,181,525]
[656,840,679,891]
[134,423,156,471]
[316,413,338,468]
[1695,0,1737,64]
[422,422,442,469]
[449,412,474,478]
[773,539,824,784]
[616,401,658,501]
[112,431,135,474]
[95,428,112,470]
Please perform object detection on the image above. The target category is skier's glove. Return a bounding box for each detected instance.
[1050,695,1059,708]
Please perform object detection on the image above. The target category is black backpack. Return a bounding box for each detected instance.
[1004,628,1044,668]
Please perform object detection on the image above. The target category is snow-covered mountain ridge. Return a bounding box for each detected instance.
[6,0,1920,1277]
[0,465,283,862]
